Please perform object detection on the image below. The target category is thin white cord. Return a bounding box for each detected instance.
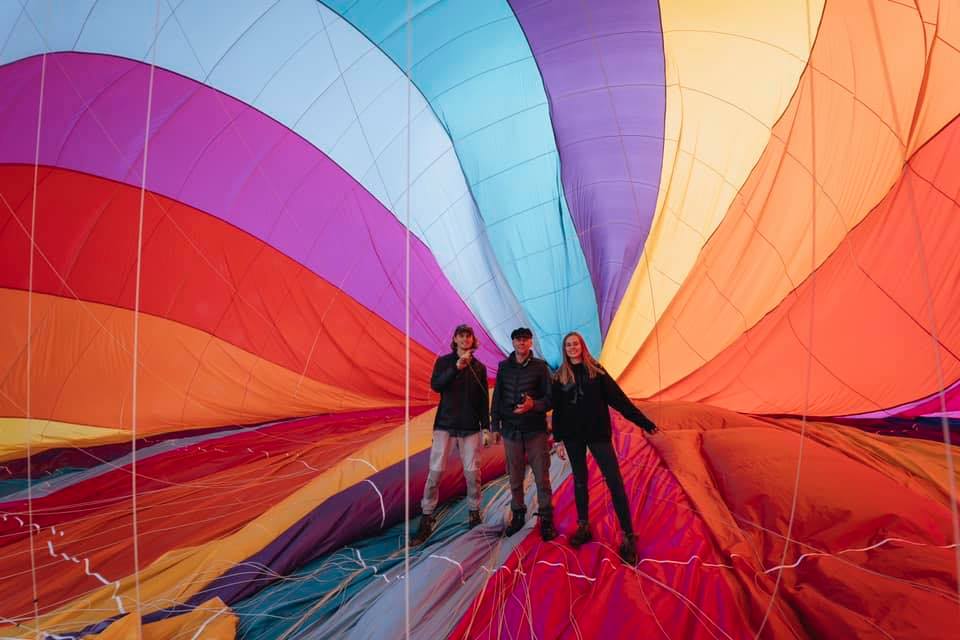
[25,5,50,635]
[404,1,414,639]
[755,8,816,633]
[129,2,163,635]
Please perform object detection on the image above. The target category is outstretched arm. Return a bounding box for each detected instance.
[602,373,657,433]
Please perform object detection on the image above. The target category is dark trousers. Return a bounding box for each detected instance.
[565,439,633,535]
[503,432,553,516]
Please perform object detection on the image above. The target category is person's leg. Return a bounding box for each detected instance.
[411,431,452,545]
[588,440,634,535]
[502,435,527,535]
[588,439,637,563]
[564,439,593,547]
[459,432,483,526]
[564,439,590,524]
[526,432,556,540]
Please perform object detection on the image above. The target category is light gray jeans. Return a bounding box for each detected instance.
[420,430,482,516]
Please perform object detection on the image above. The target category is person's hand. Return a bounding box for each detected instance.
[513,393,534,414]
[482,429,491,447]
[456,351,473,370]
[554,441,566,460]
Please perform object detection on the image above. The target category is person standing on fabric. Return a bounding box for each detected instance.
[551,331,658,564]
[410,324,491,546]
[490,327,557,541]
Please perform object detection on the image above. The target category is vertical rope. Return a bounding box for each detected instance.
[404,1,414,638]
[129,2,162,634]
[25,14,49,638]
[755,5,816,636]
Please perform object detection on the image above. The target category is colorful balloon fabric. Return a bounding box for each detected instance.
[0,1,958,638]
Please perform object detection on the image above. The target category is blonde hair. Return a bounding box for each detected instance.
[555,332,604,385]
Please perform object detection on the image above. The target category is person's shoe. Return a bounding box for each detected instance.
[569,521,592,548]
[409,514,435,546]
[539,513,558,542]
[468,510,482,528]
[504,509,526,536]
[619,532,638,565]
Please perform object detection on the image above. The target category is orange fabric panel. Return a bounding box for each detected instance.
[85,598,235,639]
[654,113,960,414]
[619,0,960,402]
[0,290,427,431]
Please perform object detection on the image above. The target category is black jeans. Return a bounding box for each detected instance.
[565,439,633,535]
[503,431,553,516]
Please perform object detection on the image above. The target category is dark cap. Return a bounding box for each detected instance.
[510,327,533,340]
[453,324,474,336]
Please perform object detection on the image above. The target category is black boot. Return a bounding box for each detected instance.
[619,532,637,565]
[504,508,526,536]
[468,510,482,528]
[410,514,435,546]
[539,512,557,542]
[569,521,592,548]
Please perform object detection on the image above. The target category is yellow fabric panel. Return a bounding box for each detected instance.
[602,0,825,377]
[616,0,960,399]
[84,598,235,639]
[0,418,128,462]
[0,290,413,433]
[0,410,436,636]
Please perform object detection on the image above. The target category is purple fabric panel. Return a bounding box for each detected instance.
[845,378,960,419]
[0,53,503,365]
[509,0,665,335]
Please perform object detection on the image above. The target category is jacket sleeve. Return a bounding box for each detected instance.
[531,362,552,414]
[478,363,490,430]
[490,363,502,432]
[430,355,457,393]
[601,373,657,433]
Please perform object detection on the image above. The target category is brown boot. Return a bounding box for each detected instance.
[504,508,526,536]
[410,514,435,546]
[569,521,592,548]
[619,532,637,565]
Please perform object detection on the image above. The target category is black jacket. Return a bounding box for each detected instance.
[551,363,656,442]
[491,352,552,435]
[431,352,489,434]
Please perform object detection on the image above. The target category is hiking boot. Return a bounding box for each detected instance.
[539,513,558,542]
[619,532,638,565]
[468,510,482,528]
[504,509,526,536]
[410,514,435,546]
[569,521,592,548]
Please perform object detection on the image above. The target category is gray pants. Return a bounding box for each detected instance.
[420,430,482,516]
[503,431,552,515]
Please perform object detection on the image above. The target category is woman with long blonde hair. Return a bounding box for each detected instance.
[551,331,658,564]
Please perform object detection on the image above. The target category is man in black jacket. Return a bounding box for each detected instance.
[410,324,490,546]
[491,327,556,541]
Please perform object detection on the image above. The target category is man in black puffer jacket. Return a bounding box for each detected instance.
[491,327,556,541]
[410,324,490,546]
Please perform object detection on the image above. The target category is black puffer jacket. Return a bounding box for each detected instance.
[431,352,489,433]
[552,363,656,442]
[491,352,552,435]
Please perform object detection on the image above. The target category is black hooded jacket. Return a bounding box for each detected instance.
[551,363,656,442]
[430,351,489,434]
[490,352,552,435]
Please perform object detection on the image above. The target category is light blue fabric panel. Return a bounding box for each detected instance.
[323,0,602,363]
